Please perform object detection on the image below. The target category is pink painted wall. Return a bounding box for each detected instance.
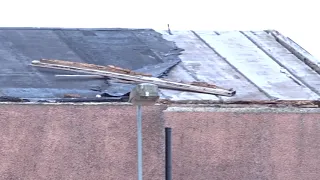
[164,108,320,180]
[1,104,320,180]
[0,104,165,180]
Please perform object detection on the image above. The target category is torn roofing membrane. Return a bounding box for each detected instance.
[0,28,183,102]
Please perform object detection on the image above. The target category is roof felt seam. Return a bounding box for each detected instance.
[266,30,320,75]
[191,30,274,100]
[241,31,320,97]
[197,30,319,100]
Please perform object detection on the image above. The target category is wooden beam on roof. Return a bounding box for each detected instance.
[54,74,233,91]
[55,74,105,79]
[39,59,152,77]
[31,59,236,97]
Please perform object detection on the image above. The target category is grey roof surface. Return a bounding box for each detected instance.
[157,30,320,102]
[1,28,320,102]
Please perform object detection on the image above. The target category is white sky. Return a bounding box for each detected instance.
[0,0,319,59]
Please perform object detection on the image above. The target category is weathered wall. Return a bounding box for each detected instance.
[164,107,320,180]
[1,104,320,180]
[0,104,166,180]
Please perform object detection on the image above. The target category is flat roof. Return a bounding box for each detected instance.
[158,30,320,102]
[1,28,320,103]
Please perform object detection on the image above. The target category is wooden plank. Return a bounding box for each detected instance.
[55,75,105,79]
[31,60,235,97]
[156,30,221,101]
[39,59,151,77]
[158,62,220,101]
[243,31,320,95]
[197,31,320,100]
[159,30,269,101]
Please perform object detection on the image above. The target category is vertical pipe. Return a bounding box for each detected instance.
[165,127,172,180]
[137,105,143,180]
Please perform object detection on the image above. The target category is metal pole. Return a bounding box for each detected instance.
[137,105,143,180]
[165,127,172,180]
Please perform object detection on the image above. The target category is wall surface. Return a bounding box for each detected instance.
[0,104,166,180]
[164,107,320,180]
[1,104,320,180]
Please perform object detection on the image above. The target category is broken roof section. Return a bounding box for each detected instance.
[1,28,320,103]
[0,28,182,102]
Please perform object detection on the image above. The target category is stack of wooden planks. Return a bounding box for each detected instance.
[31,59,236,97]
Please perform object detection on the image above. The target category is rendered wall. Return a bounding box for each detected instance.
[164,107,320,180]
[1,104,320,180]
[0,104,165,180]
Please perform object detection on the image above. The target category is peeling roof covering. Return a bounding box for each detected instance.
[0,28,182,102]
[1,28,320,103]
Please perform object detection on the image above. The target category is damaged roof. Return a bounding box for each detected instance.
[159,30,320,102]
[0,28,182,102]
[1,28,320,103]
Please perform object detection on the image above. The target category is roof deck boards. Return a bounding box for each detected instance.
[158,30,268,101]
[194,31,320,100]
[157,30,220,101]
[243,31,320,96]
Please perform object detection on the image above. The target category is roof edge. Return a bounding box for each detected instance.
[0,27,153,31]
[2,99,320,108]
[0,102,133,106]
[160,99,320,108]
[165,106,320,113]
[266,29,320,75]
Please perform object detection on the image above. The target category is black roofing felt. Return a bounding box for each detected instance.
[0,28,182,102]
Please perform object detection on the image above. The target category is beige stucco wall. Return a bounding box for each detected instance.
[1,104,320,180]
